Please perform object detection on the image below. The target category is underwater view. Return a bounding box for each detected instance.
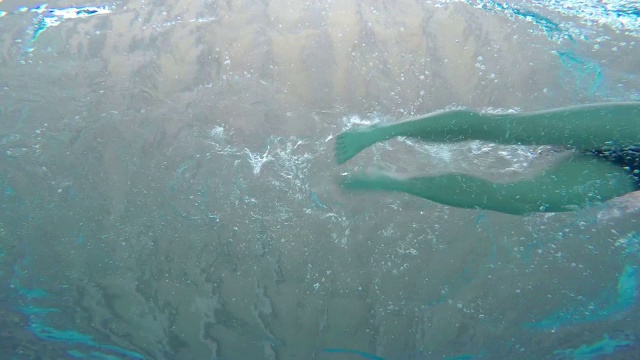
[0,0,639,359]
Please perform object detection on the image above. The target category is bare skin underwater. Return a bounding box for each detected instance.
[335,102,640,215]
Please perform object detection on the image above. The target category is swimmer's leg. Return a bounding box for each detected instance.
[339,155,637,215]
[334,109,485,164]
[335,102,640,164]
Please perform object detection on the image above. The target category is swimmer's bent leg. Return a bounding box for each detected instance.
[340,171,530,214]
[339,155,637,215]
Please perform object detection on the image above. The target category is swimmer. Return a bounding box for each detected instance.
[335,102,640,215]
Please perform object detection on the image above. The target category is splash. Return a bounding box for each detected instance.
[323,348,386,360]
[464,0,570,41]
[0,4,112,51]
[614,232,640,258]
[29,4,111,45]
[450,0,640,41]
[529,0,640,38]
[7,253,145,359]
[245,147,273,175]
[553,335,631,359]
[525,264,638,329]
[555,51,602,95]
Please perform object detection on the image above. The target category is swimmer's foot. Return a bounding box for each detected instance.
[335,126,383,164]
[338,170,409,193]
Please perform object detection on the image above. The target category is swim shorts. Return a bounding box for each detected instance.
[588,146,640,189]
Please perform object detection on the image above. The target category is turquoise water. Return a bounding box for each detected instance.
[0,0,639,359]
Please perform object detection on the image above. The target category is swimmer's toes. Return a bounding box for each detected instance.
[335,149,350,164]
[334,131,362,164]
[334,134,350,164]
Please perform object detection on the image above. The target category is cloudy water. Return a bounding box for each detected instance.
[0,0,639,359]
